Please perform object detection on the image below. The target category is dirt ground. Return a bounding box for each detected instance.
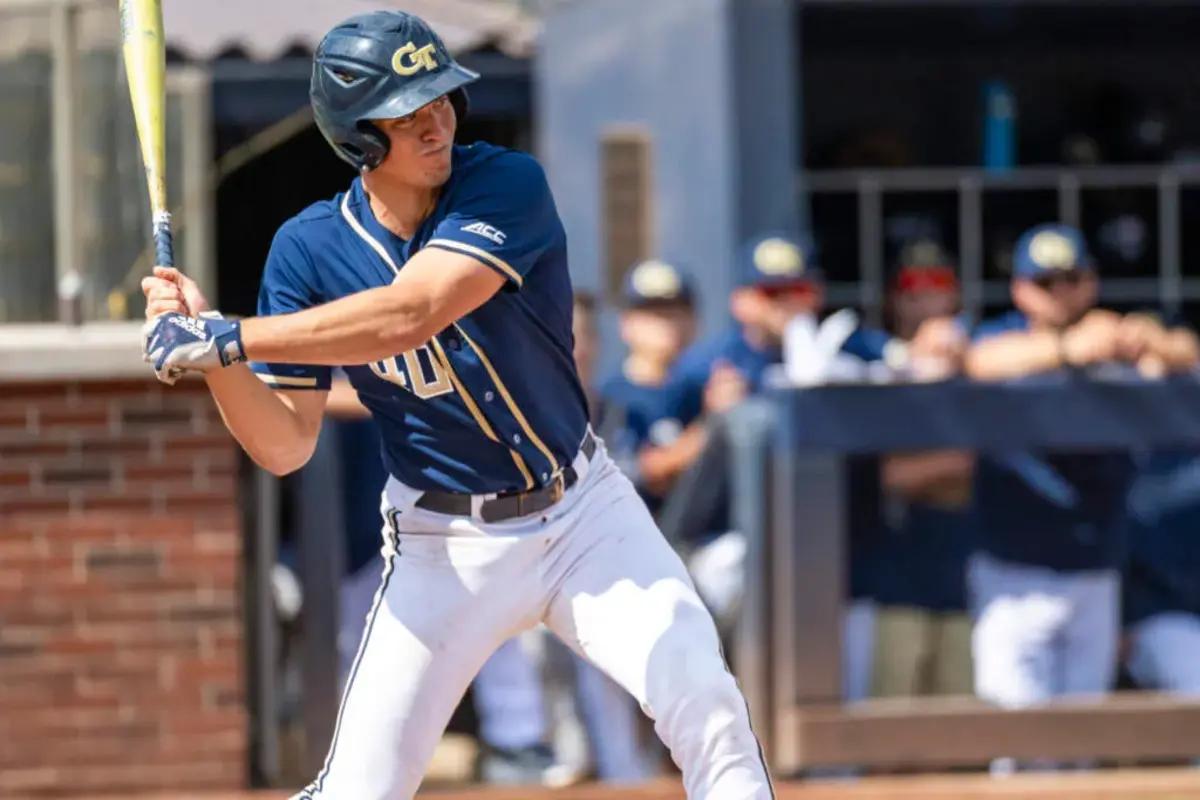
[68,767,1200,800]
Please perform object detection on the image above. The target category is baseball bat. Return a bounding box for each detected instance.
[119,0,173,269]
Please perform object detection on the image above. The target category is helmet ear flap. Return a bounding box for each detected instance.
[354,121,391,171]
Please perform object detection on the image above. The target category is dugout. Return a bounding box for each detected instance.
[539,0,1200,365]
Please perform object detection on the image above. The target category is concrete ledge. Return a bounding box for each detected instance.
[0,322,148,381]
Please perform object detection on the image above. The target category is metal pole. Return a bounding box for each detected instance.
[251,468,281,785]
[51,0,83,323]
[1057,172,1081,229]
[1158,173,1182,317]
[857,180,883,325]
[958,177,984,320]
[171,67,217,301]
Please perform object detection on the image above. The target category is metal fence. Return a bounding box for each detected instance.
[0,0,213,324]
[805,163,1200,325]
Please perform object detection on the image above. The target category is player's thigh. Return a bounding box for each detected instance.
[312,535,538,798]
[1128,612,1200,694]
[543,469,720,707]
[1060,570,1119,696]
[968,554,1068,706]
[871,606,931,698]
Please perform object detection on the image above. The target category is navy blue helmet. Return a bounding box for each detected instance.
[310,11,479,171]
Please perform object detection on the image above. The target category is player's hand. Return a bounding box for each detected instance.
[704,361,748,414]
[141,266,211,320]
[910,316,968,365]
[142,311,246,385]
[1061,309,1121,366]
[1115,313,1167,363]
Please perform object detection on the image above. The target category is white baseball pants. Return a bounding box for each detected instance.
[968,552,1119,707]
[293,445,773,799]
[1127,611,1200,694]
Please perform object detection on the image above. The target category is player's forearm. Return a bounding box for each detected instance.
[964,331,1063,380]
[204,366,321,475]
[638,422,709,495]
[882,450,975,496]
[241,284,433,365]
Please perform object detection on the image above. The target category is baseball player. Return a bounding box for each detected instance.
[872,242,975,698]
[649,233,893,701]
[139,11,772,800]
[964,223,1193,722]
[600,259,698,512]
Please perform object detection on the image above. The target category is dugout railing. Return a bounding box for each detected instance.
[803,163,1200,326]
[721,372,1200,774]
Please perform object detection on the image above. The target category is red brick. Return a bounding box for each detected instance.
[0,382,68,400]
[72,380,158,399]
[79,434,154,458]
[123,460,198,482]
[0,469,31,487]
[158,432,234,453]
[39,407,111,431]
[0,438,72,458]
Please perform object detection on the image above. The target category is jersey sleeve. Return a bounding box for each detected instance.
[248,225,332,391]
[425,152,561,290]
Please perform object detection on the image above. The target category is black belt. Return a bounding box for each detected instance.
[415,431,597,523]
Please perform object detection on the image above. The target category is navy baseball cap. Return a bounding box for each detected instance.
[1012,224,1095,279]
[621,259,695,308]
[737,233,821,288]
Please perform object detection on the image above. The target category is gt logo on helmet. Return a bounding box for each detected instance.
[392,42,439,76]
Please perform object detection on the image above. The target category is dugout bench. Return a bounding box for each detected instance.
[720,371,1200,774]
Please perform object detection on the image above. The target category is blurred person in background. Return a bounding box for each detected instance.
[649,233,894,701]
[601,260,698,514]
[871,241,976,699]
[1123,446,1200,697]
[964,224,1196,737]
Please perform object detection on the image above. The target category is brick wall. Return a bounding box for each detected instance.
[0,378,247,797]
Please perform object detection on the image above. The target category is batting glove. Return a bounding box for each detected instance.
[142,310,246,385]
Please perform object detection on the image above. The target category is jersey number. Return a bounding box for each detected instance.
[370,345,453,399]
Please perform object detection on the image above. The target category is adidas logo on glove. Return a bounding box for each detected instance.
[168,314,208,338]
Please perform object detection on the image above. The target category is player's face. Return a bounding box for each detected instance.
[1012,270,1098,328]
[731,282,825,341]
[892,287,960,338]
[620,305,697,364]
[373,95,457,188]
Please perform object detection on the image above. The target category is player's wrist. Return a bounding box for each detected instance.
[200,311,247,368]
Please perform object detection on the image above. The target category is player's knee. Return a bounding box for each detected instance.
[647,644,744,734]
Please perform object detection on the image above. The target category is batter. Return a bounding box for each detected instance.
[140,11,772,800]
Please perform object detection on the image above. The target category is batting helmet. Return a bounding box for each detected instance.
[310,11,479,171]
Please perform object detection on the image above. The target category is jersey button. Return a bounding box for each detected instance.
[512,433,522,444]
[484,391,495,402]
[447,337,462,351]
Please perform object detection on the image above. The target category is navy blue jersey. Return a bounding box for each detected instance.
[1123,449,1200,624]
[873,504,974,613]
[971,310,1133,571]
[250,143,590,494]
[600,371,676,451]
[598,370,679,513]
